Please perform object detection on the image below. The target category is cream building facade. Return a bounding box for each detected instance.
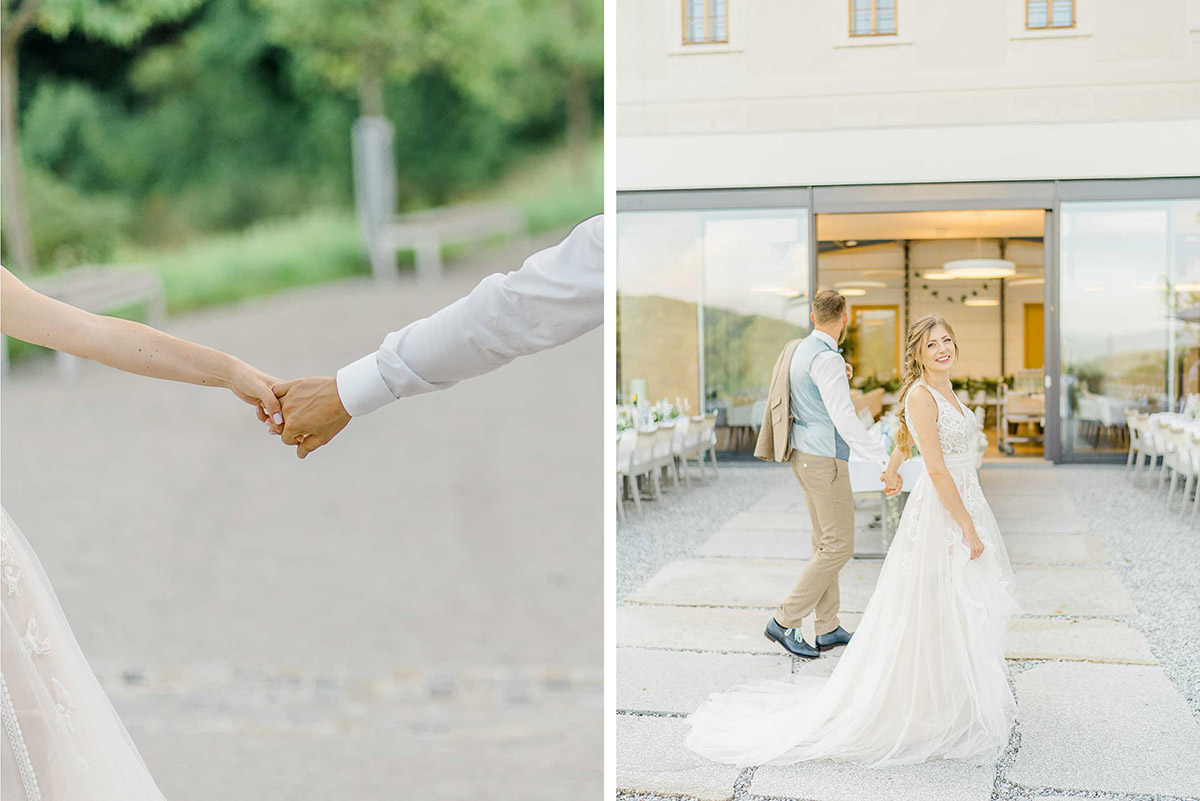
[616,0,1200,463]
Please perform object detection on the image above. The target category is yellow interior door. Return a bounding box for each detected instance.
[1024,303,1044,370]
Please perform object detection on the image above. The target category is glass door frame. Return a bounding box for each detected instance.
[618,177,1200,463]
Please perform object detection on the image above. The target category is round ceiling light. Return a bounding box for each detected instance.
[964,298,1000,307]
[942,259,1017,279]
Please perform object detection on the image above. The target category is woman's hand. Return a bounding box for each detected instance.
[962,524,985,560]
[229,361,284,427]
[881,469,902,496]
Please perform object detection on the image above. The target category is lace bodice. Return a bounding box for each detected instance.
[905,380,976,460]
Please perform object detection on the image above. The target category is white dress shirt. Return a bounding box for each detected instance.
[807,329,890,469]
[335,215,604,417]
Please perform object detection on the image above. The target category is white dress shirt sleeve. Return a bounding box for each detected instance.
[335,215,604,417]
[810,350,890,468]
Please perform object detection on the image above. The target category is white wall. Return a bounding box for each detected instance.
[617,0,1200,189]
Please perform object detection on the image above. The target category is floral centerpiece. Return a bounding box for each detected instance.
[1184,393,1200,421]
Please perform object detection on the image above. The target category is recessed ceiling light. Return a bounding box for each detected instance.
[845,240,858,247]
[840,288,867,296]
[923,271,957,281]
[1007,278,1045,287]
[834,281,887,289]
[964,298,999,307]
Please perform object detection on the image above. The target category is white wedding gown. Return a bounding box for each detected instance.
[686,381,1021,768]
[2,508,166,800]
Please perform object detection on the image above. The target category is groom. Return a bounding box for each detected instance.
[755,289,900,659]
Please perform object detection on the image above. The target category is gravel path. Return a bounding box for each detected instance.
[617,464,787,599]
[1064,464,1200,724]
[2,232,602,800]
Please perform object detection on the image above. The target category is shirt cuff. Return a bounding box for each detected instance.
[336,353,397,417]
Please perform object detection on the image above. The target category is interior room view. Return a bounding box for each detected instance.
[816,210,1048,461]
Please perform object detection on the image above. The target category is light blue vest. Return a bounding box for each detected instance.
[788,334,850,461]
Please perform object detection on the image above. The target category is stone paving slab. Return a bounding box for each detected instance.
[1009,662,1200,797]
[617,648,805,714]
[625,559,881,612]
[626,559,1135,617]
[697,527,887,560]
[1005,617,1157,664]
[752,757,995,801]
[617,605,1153,665]
[698,529,1106,565]
[978,469,1065,495]
[990,515,1086,535]
[618,605,864,656]
[616,715,742,801]
[1002,533,1107,564]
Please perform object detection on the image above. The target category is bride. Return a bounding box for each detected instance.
[1,266,281,800]
[686,315,1021,768]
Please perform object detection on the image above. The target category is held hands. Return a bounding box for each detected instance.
[229,362,285,428]
[881,469,903,496]
[257,376,351,459]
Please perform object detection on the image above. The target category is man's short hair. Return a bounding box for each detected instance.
[812,289,847,324]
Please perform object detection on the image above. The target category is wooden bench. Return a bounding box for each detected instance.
[2,265,166,382]
[380,202,525,283]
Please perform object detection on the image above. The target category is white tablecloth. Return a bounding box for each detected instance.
[1148,413,1200,438]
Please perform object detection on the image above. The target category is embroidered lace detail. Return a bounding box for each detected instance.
[50,679,77,735]
[1,672,43,801]
[21,615,51,657]
[1,529,23,597]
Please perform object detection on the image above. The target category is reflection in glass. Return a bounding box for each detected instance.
[616,208,810,444]
[1059,199,1200,457]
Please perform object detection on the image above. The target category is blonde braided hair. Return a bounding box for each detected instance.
[894,314,959,454]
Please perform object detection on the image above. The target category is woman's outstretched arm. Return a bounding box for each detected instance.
[1,267,283,422]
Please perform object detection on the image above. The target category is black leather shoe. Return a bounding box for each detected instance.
[815,625,853,652]
[764,618,820,659]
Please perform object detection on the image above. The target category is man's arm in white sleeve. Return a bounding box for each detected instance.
[335,215,604,417]
[811,351,889,468]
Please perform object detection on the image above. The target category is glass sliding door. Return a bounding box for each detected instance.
[616,205,810,445]
[1058,198,1200,459]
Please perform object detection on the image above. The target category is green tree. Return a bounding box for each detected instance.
[2,0,202,273]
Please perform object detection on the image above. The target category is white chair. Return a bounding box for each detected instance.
[1154,422,1181,493]
[669,416,692,485]
[628,426,657,510]
[698,412,719,477]
[1190,432,1200,520]
[616,430,636,519]
[1136,416,1168,484]
[1165,424,1196,511]
[647,422,677,498]
[1125,410,1148,474]
[682,412,719,479]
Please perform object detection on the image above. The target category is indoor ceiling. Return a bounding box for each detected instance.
[817,209,1046,241]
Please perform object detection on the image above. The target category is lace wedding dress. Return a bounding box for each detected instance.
[686,380,1021,768]
[2,508,166,800]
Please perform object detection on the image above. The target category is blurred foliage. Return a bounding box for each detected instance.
[5,0,601,266]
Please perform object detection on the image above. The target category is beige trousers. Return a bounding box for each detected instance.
[775,451,855,635]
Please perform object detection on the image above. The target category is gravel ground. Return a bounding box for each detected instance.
[617,463,788,599]
[1063,464,1200,724]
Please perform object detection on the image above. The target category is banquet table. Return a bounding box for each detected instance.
[1148,412,1200,439]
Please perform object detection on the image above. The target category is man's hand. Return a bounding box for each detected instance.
[845,363,854,382]
[262,376,351,459]
[881,470,903,496]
